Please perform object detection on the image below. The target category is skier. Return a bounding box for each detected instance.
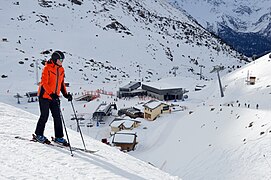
[34,50,72,145]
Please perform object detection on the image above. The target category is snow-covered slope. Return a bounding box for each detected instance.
[2,0,271,179]
[129,52,271,179]
[169,0,271,56]
[0,102,178,179]
[0,0,246,88]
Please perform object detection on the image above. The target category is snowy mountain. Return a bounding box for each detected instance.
[2,0,271,179]
[0,0,247,87]
[169,0,271,57]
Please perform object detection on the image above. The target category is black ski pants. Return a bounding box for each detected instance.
[35,97,64,138]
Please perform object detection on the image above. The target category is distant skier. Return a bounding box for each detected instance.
[34,51,72,145]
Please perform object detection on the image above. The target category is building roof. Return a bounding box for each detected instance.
[110,120,125,128]
[113,131,137,144]
[143,100,165,110]
[143,76,197,90]
[119,107,142,115]
[96,103,109,112]
[110,118,141,128]
[121,81,141,90]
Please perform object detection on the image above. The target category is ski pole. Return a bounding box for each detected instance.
[70,100,87,151]
[57,99,73,157]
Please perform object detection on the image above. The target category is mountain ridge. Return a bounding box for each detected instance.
[0,0,247,86]
[169,0,271,56]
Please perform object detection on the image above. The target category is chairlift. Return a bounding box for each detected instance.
[14,93,23,104]
[78,117,85,121]
[86,123,93,127]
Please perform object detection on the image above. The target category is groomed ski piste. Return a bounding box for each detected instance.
[0,102,178,180]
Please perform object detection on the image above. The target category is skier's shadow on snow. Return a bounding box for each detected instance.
[74,150,145,179]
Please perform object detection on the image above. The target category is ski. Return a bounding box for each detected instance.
[15,135,71,151]
[15,135,98,154]
[51,137,98,154]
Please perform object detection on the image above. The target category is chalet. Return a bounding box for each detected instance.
[111,130,137,151]
[109,118,141,133]
[143,100,170,121]
[117,81,146,98]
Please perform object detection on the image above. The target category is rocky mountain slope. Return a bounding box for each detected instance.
[0,0,246,86]
[169,0,271,57]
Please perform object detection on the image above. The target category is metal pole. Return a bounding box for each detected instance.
[36,60,39,85]
[57,99,73,156]
[138,65,141,80]
[71,100,87,151]
[210,65,224,98]
[217,70,224,97]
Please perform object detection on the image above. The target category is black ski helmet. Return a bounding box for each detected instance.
[51,50,65,63]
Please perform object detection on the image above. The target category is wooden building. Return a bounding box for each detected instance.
[109,118,141,133]
[112,131,137,151]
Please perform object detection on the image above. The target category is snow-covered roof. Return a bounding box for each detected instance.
[113,131,137,144]
[123,121,135,128]
[121,81,141,89]
[110,119,141,128]
[143,100,166,109]
[143,76,197,90]
[110,120,125,128]
[96,103,108,112]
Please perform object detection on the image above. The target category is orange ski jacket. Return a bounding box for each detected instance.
[38,60,68,100]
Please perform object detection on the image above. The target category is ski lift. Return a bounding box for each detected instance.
[14,93,23,104]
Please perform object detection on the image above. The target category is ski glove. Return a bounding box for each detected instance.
[50,93,59,100]
[64,93,73,102]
